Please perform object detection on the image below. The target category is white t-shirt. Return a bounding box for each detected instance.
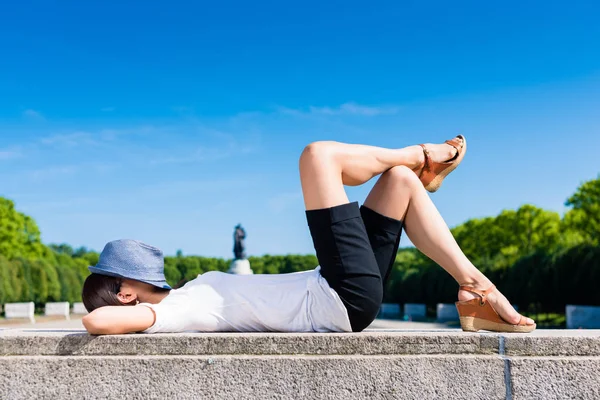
[141,266,352,333]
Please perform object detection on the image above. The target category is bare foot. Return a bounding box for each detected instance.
[458,285,535,326]
[413,138,462,176]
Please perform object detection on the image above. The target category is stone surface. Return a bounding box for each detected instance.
[503,329,600,356]
[566,305,600,329]
[72,303,87,314]
[0,330,500,356]
[0,355,505,400]
[44,302,70,319]
[1,329,599,399]
[404,303,426,320]
[510,357,600,400]
[368,319,454,330]
[3,303,35,323]
[436,303,459,322]
[228,258,253,275]
[378,303,401,319]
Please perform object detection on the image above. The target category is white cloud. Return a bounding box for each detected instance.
[41,132,98,147]
[149,132,261,165]
[16,196,94,211]
[27,165,78,180]
[22,109,45,120]
[4,162,118,185]
[150,144,255,165]
[339,102,401,116]
[280,102,401,117]
[39,126,158,148]
[98,125,159,140]
[275,106,304,117]
[0,148,22,160]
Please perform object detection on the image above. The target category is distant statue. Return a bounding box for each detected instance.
[233,224,246,260]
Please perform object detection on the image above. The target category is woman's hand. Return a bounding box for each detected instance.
[82,305,156,335]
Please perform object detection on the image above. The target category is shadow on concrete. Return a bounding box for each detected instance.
[56,332,96,355]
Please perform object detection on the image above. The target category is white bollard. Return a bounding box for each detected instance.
[436,303,459,322]
[5,302,35,323]
[404,303,426,320]
[72,302,88,315]
[566,305,600,329]
[378,303,401,319]
[44,302,70,320]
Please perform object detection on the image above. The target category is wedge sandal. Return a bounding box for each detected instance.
[418,135,467,192]
[455,285,536,333]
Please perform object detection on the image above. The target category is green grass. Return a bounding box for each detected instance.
[531,313,566,328]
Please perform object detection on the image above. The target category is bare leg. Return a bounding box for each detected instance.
[299,141,423,210]
[364,167,483,283]
[300,141,534,326]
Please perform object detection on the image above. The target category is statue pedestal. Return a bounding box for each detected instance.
[228,259,253,275]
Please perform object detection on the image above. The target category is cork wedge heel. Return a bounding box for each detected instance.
[458,315,536,333]
[418,135,467,193]
[455,285,536,333]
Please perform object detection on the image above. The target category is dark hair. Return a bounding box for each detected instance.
[81,273,124,312]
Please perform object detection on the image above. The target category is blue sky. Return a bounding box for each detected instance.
[1,1,599,258]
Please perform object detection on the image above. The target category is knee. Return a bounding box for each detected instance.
[350,297,383,332]
[347,285,383,332]
[299,141,337,169]
[384,165,420,187]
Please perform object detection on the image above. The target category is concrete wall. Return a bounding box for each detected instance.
[1,330,599,399]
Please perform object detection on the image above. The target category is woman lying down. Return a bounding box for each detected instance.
[81,137,536,335]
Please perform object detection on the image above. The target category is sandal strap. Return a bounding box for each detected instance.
[459,284,496,304]
[418,144,431,176]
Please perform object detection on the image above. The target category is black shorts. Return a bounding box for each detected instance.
[306,202,403,332]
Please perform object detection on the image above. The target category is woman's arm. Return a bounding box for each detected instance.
[82,305,156,335]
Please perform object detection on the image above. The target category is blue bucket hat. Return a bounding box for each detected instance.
[88,239,172,289]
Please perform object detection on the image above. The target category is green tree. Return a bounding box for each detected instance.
[509,205,561,255]
[54,254,89,303]
[79,251,100,267]
[0,255,23,303]
[15,258,61,304]
[565,177,600,245]
[49,243,75,257]
[386,248,431,303]
[452,205,561,271]
[552,244,600,307]
[0,198,49,259]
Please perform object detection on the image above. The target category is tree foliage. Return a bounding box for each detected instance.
[386,177,600,310]
[564,176,600,245]
[0,198,48,260]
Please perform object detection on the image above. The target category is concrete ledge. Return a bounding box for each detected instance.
[1,329,599,399]
[2,329,599,357]
[0,330,500,356]
[503,330,600,356]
